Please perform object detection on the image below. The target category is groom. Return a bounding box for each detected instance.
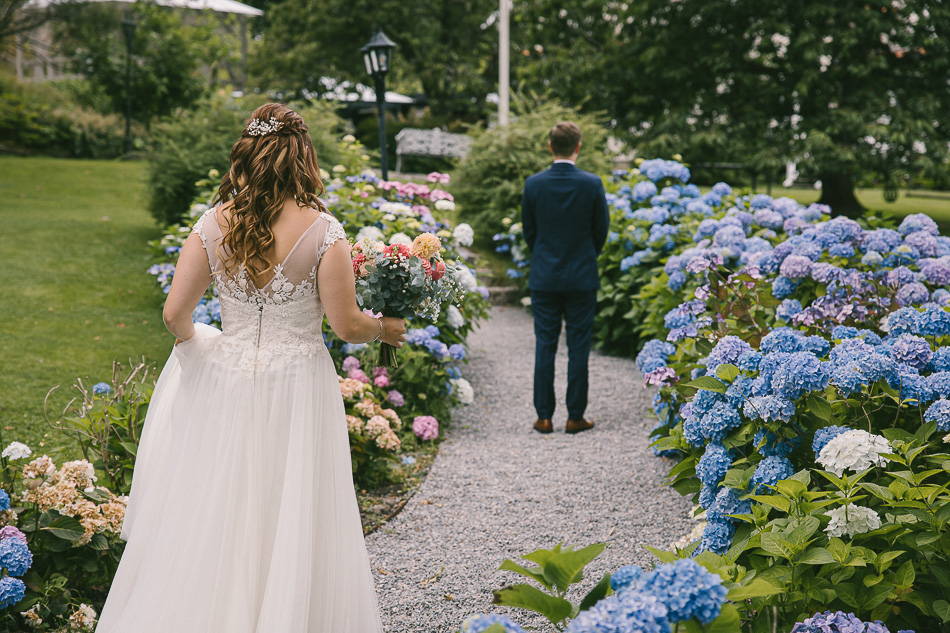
[521,121,609,435]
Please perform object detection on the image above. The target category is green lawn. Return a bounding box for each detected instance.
[0,156,172,457]
[751,185,950,227]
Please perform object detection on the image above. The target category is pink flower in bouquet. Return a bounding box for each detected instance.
[352,252,366,277]
[411,234,442,259]
[374,374,390,388]
[387,390,405,407]
[412,415,439,441]
[0,526,27,544]
[430,260,446,282]
[384,243,412,261]
[349,368,371,384]
[342,356,360,373]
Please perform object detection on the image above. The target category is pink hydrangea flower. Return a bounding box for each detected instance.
[374,374,390,388]
[348,369,371,384]
[387,390,405,407]
[412,415,439,441]
[342,356,360,373]
[373,367,388,379]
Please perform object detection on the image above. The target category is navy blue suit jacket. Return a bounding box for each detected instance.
[521,162,610,292]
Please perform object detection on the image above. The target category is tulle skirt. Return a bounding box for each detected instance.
[96,324,383,633]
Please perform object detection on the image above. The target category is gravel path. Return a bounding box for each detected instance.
[365,306,694,632]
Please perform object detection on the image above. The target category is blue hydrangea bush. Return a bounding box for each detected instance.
[614,164,950,630]
[147,139,490,486]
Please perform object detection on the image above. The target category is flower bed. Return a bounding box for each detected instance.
[0,363,151,632]
[147,137,490,487]
[488,159,946,631]
[613,162,947,630]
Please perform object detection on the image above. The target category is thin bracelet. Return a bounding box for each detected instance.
[372,317,383,342]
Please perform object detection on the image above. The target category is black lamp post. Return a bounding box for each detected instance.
[360,28,397,180]
[121,13,136,155]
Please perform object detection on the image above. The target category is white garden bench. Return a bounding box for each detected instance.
[394,128,471,173]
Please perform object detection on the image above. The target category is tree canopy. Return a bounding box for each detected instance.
[511,1,950,214]
[255,0,498,120]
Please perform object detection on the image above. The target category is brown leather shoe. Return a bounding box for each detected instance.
[533,418,554,434]
[565,418,595,434]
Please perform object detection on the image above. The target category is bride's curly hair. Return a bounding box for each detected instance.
[213,103,327,280]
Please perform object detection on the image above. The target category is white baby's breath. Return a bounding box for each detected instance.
[817,429,890,476]
[825,503,881,538]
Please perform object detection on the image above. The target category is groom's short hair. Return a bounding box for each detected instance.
[549,122,582,157]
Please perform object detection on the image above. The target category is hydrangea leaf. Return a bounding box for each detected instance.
[799,547,835,565]
[726,578,783,600]
[578,573,611,612]
[751,495,791,513]
[497,559,551,591]
[715,363,740,383]
[685,376,728,394]
[491,584,573,625]
[701,603,741,633]
[41,516,84,541]
[934,599,950,622]
[806,395,833,423]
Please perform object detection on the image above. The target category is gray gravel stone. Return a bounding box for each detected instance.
[365,306,694,632]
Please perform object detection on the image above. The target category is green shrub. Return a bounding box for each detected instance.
[453,97,613,247]
[0,75,132,158]
[145,97,349,225]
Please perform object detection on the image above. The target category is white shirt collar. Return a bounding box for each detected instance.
[553,159,575,165]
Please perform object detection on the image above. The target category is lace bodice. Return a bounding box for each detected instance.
[191,206,347,374]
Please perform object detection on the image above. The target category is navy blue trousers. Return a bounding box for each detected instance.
[530,289,598,420]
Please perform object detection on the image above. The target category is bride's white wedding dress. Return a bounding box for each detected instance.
[96,208,384,632]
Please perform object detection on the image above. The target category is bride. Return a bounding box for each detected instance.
[95,103,404,632]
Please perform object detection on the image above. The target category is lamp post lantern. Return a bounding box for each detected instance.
[121,13,137,156]
[361,28,397,180]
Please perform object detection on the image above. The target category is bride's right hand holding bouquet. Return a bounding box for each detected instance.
[351,232,460,367]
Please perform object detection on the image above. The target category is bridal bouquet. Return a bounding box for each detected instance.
[351,233,460,367]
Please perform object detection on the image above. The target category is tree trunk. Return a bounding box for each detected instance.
[817,171,865,219]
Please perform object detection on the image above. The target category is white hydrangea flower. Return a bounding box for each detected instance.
[68,603,97,630]
[389,232,412,246]
[446,305,465,330]
[453,378,474,405]
[817,429,891,476]
[452,223,474,247]
[435,199,456,212]
[509,222,523,235]
[456,265,478,293]
[1,442,32,461]
[520,296,532,307]
[943,433,950,444]
[825,503,881,538]
[379,202,412,216]
[355,226,385,244]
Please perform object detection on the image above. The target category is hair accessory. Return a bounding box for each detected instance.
[245,116,284,137]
